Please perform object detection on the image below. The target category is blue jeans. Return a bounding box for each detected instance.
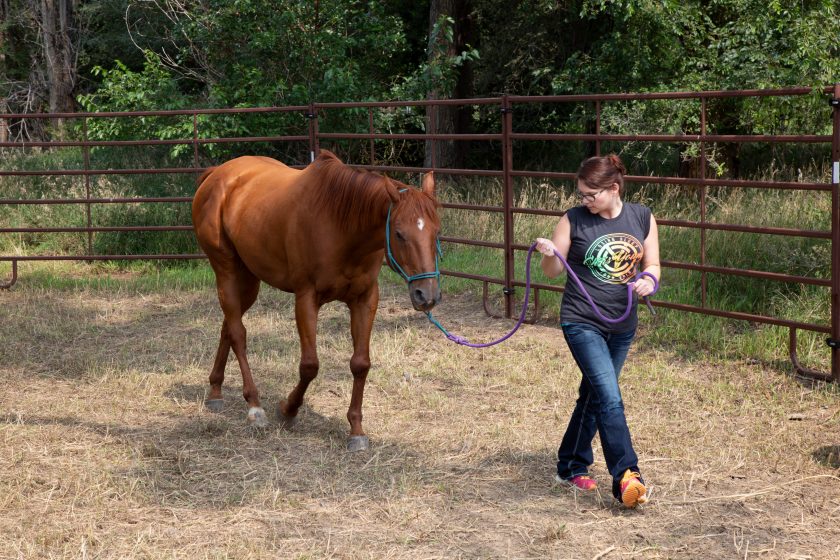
[557,322,639,494]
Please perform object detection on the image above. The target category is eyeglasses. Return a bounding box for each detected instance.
[574,189,606,203]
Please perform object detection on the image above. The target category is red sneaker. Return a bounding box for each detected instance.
[619,470,648,508]
[557,474,598,491]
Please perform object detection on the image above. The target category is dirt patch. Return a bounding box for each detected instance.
[1,280,839,559]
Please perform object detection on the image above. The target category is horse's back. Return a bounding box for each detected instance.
[193,156,299,228]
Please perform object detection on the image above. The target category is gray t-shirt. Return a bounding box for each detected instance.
[560,202,652,333]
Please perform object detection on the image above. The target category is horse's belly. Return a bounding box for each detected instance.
[240,255,297,293]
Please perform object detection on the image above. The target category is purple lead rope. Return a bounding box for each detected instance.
[425,242,658,348]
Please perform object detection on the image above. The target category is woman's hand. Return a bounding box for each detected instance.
[535,237,558,257]
[632,275,657,297]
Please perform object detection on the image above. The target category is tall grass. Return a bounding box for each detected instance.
[0,146,201,258]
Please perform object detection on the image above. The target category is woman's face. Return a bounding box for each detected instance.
[576,180,618,213]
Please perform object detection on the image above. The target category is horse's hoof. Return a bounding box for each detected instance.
[247,407,269,429]
[276,400,297,430]
[347,435,370,452]
[205,399,224,413]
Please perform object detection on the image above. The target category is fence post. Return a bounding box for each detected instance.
[307,103,319,162]
[699,96,708,308]
[501,95,514,318]
[368,108,375,165]
[830,83,840,381]
[82,116,92,257]
[595,100,601,156]
[192,113,200,170]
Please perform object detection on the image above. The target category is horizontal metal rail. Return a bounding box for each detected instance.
[510,133,831,144]
[0,226,193,233]
[0,135,309,148]
[1,254,205,261]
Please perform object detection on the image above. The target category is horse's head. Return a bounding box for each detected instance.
[384,172,442,312]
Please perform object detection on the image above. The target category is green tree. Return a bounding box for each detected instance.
[469,0,838,174]
[82,1,414,108]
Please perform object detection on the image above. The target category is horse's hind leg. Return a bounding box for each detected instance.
[204,319,232,412]
[278,291,320,427]
[208,264,265,427]
[206,270,261,406]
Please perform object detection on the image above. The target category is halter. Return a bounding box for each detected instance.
[385,190,443,284]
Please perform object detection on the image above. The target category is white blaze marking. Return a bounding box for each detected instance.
[417,218,425,231]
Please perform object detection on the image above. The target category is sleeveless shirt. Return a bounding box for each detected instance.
[560,202,652,333]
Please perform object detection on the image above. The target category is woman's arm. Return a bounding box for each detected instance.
[536,214,572,279]
[633,215,660,297]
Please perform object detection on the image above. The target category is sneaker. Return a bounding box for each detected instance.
[556,473,598,491]
[619,469,648,508]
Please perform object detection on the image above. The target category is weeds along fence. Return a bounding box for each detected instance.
[1,86,839,380]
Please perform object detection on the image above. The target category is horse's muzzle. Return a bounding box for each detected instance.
[409,281,441,312]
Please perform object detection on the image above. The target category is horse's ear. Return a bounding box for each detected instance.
[383,174,400,203]
[421,171,435,198]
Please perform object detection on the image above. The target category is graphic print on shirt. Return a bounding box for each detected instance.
[582,233,644,284]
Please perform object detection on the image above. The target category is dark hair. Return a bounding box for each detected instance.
[576,154,626,195]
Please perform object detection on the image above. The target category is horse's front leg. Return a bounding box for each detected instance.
[278,291,320,425]
[345,287,379,452]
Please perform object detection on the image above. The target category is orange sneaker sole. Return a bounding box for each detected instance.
[621,478,647,508]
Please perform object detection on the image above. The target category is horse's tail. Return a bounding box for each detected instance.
[196,167,217,189]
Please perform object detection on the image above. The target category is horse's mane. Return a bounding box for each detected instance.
[306,150,438,232]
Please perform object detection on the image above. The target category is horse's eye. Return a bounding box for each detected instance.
[395,231,406,242]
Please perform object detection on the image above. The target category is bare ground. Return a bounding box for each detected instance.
[1,273,839,559]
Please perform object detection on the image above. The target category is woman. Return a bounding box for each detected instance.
[534,154,660,508]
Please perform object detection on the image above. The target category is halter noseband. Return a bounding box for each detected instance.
[385,191,442,284]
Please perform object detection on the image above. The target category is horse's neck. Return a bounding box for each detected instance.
[347,205,390,254]
[304,179,391,253]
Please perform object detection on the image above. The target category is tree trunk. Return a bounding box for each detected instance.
[39,0,78,136]
[424,0,473,171]
[0,0,9,142]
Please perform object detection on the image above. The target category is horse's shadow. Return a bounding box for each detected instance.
[163,381,350,437]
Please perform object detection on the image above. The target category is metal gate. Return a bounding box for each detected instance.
[2,86,838,380]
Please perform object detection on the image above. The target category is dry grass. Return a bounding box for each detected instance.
[2,266,840,559]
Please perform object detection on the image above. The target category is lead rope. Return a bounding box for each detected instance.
[425,242,658,348]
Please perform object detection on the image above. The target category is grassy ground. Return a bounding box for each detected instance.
[2,262,840,559]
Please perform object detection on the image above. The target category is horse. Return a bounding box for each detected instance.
[191,150,441,451]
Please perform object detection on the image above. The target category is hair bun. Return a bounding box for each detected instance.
[607,154,626,175]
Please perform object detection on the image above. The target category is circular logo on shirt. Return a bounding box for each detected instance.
[583,233,644,284]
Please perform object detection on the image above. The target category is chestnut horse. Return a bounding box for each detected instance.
[192,150,441,451]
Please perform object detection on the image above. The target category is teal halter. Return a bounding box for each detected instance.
[384,191,442,284]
